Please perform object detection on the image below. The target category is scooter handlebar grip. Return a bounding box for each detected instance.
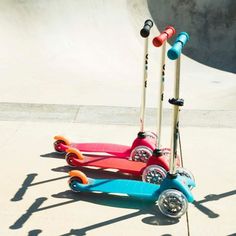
[152,26,176,47]
[167,32,189,60]
[140,19,154,38]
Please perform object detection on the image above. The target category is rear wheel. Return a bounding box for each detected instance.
[65,153,77,167]
[142,165,167,185]
[54,140,66,153]
[158,189,188,218]
[68,177,83,192]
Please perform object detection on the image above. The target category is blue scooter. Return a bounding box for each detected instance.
[68,32,195,218]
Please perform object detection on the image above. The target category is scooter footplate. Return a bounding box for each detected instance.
[73,155,146,175]
[72,178,159,201]
[71,143,131,156]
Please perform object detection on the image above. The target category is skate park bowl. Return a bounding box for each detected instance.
[148,0,236,73]
[0,0,235,111]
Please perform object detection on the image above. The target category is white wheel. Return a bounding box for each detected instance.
[158,189,188,218]
[176,167,195,189]
[145,131,157,139]
[176,167,195,182]
[130,146,153,163]
[161,148,171,156]
[142,165,167,185]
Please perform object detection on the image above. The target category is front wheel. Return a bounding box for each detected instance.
[142,165,167,185]
[176,167,195,189]
[145,131,157,140]
[130,146,153,163]
[176,167,195,182]
[158,189,188,218]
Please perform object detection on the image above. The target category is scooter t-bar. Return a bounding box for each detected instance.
[139,19,153,132]
[167,32,190,175]
[153,26,176,149]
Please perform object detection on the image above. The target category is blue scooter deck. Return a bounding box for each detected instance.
[71,178,160,201]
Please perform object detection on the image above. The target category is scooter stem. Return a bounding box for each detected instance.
[167,32,189,175]
[152,26,176,148]
[139,20,153,133]
[169,56,181,175]
[156,41,166,148]
[140,37,149,132]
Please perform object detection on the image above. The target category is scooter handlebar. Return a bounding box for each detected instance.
[152,26,176,47]
[167,32,189,60]
[140,19,154,38]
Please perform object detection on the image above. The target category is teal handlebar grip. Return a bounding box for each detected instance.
[167,32,189,60]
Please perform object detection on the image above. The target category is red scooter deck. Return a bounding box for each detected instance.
[54,134,156,159]
[68,154,147,176]
[67,149,171,176]
[70,143,131,157]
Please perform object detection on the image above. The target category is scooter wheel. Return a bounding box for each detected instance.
[130,146,153,163]
[176,167,195,182]
[161,148,171,156]
[176,167,195,189]
[158,189,188,218]
[68,177,83,192]
[54,140,66,153]
[145,131,157,140]
[65,153,77,167]
[142,165,167,185]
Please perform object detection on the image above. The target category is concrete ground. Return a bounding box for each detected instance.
[1,118,236,236]
[0,0,236,236]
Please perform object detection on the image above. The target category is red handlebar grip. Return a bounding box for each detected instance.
[153,26,176,47]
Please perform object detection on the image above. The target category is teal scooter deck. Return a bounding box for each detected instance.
[70,178,159,201]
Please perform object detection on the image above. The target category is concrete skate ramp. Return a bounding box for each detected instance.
[0,0,154,107]
[0,0,235,110]
[148,0,236,73]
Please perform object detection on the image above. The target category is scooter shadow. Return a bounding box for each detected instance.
[51,165,140,180]
[51,165,179,225]
[40,152,65,159]
[193,189,236,218]
[52,190,179,226]
[45,153,142,180]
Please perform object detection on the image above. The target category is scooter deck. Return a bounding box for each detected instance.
[72,155,146,176]
[72,178,159,201]
[70,143,131,157]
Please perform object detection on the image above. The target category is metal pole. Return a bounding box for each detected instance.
[140,37,148,132]
[156,41,166,148]
[169,56,181,175]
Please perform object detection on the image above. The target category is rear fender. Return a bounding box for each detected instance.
[54,135,70,146]
[69,170,88,184]
[66,148,84,160]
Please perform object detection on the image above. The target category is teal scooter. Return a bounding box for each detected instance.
[68,32,195,218]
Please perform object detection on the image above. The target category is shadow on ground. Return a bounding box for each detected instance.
[193,189,236,218]
[9,190,179,232]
